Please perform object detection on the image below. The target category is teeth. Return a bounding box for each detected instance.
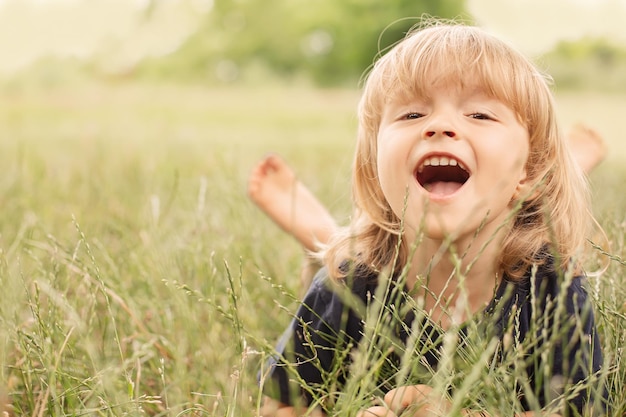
[421,156,466,171]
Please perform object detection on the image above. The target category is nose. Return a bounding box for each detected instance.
[423,112,459,139]
[425,130,456,138]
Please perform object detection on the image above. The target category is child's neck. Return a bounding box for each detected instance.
[405,236,502,330]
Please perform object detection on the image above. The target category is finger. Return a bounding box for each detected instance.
[383,385,433,413]
[355,405,398,417]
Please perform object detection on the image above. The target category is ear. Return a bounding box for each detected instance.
[511,168,537,203]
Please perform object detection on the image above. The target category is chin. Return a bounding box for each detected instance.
[421,222,457,241]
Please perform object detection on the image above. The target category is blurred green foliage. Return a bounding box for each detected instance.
[542,36,626,92]
[134,0,626,91]
[137,0,470,86]
[3,0,626,92]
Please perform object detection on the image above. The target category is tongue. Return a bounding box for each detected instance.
[425,181,463,196]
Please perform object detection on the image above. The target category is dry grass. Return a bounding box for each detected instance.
[0,80,624,415]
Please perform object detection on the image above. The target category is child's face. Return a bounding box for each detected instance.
[376,83,530,244]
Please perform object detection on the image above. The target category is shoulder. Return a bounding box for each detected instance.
[297,265,379,323]
[306,263,379,297]
[516,256,592,311]
[493,255,596,332]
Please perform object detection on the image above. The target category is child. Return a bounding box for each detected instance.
[257,22,604,417]
[247,127,606,292]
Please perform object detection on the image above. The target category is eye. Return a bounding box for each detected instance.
[468,112,494,120]
[468,113,493,120]
[404,112,424,120]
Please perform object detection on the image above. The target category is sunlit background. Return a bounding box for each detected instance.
[1,0,626,78]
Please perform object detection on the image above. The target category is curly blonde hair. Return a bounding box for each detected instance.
[323,21,592,281]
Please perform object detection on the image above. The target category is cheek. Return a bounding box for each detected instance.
[376,154,404,214]
[375,144,392,186]
[483,139,528,179]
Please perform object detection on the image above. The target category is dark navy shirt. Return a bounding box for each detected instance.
[262,259,604,415]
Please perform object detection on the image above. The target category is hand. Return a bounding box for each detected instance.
[259,396,326,417]
[259,397,299,417]
[357,385,450,417]
[355,405,398,417]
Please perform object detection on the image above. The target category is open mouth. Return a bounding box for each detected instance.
[416,155,470,196]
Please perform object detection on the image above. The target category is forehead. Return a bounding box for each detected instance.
[387,76,495,106]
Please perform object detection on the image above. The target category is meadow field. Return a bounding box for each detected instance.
[0,80,625,416]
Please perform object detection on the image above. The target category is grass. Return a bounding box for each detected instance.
[0,79,624,416]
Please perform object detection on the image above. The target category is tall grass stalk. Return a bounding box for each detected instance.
[0,81,624,415]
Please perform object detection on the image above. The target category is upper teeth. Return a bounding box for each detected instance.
[419,156,466,172]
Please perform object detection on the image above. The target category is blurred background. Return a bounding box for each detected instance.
[1,0,626,89]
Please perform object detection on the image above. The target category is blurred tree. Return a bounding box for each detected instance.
[551,37,626,68]
[542,36,626,91]
[306,0,470,85]
[138,0,469,85]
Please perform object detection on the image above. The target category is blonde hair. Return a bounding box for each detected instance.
[324,21,592,281]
